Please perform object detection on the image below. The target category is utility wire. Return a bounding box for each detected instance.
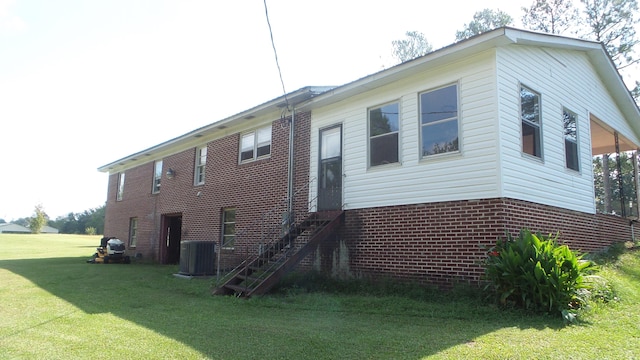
[263,0,290,111]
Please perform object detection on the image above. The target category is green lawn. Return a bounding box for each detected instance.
[1,234,639,359]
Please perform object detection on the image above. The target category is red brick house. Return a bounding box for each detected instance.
[99,28,640,295]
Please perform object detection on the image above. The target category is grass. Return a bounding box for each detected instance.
[0,234,639,359]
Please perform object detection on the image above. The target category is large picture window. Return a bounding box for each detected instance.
[521,86,542,158]
[152,160,162,194]
[420,84,459,157]
[240,126,271,163]
[563,107,579,171]
[195,146,207,185]
[369,102,399,166]
[221,208,236,249]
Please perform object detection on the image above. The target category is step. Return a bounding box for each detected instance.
[237,273,269,284]
[224,284,254,294]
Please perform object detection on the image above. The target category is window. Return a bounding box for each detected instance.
[116,172,125,201]
[420,84,459,157]
[221,208,236,249]
[128,217,138,248]
[152,160,162,193]
[240,126,271,162]
[369,102,399,166]
[521,86,542,158]
[195,146,207,185]
[563,107,579,171]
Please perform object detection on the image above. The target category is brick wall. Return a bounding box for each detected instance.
[103,111,312,264]
[312,198,632,288]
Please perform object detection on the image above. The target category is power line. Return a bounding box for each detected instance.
[263,0,290,111]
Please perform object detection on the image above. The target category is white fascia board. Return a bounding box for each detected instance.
[97,86,334,173]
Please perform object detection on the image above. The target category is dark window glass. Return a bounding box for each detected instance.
[563,108,579,171]
[420,85,459,157]
[369,102,399,166]
[521,86,542,158]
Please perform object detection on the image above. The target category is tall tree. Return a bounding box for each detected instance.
[593,153,637,215]
[391,31,433,63]
[28,204,48,234]
[522,0,639,101]
[522,0,579,34]
[580,0,639,69]
[580,0,640,100]
[455,9,514,41]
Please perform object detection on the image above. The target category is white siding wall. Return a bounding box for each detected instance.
[496,45,636,213]
[309,50,502,210]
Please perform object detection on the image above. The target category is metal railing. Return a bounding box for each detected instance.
[215,177,318,284]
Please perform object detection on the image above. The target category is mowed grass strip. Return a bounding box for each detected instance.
[1,234,639,359]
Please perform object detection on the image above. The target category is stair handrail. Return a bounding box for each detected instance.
[215,177,317,283]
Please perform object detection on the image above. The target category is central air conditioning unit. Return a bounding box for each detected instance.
[179,240,216,276]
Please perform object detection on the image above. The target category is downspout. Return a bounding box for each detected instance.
[287,106,296,221]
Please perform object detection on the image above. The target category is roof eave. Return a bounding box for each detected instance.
[97,86,335,173]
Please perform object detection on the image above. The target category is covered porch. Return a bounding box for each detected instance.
[591,115,640,218]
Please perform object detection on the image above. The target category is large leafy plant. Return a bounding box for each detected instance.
[484,229,596,320]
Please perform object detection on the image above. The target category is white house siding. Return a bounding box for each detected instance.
[309,50,502,211]
[496,44,636,214]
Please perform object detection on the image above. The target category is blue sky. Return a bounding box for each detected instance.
[0,0,635,221]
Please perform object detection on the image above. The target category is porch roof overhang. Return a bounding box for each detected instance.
[591,117,638,155]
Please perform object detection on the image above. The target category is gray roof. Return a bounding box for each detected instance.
[0,223,30,233]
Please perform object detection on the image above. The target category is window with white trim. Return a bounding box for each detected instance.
[369,101,400,166]
[420,84,459,157]
[563,107,579,171]
[521,86,542,158]
[152,160,162,194]
[116,172,125,201]
[240,125,271,163]
[195,146,207,185]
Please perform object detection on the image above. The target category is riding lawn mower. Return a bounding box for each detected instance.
[87,236,131,264]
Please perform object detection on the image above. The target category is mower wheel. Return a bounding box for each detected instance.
[103,256,110,264]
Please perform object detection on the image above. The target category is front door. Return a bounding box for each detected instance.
[318,125,342,211]
[161,214,182,264]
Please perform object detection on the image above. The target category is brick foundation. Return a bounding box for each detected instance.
[312,198,632,288]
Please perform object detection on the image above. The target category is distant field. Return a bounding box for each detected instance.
[1,234,639,359]
[0,233,101,260]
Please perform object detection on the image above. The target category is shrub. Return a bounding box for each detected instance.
[483,229,596,320]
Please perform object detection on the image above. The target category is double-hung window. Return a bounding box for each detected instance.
[369,102,400,166]
[240,125,271,163]
[420,84,459,157]
[116,172,125,201]
[128,217,138,248]
[563,107,579,171]
[221,208,236,249]
[195,146,207,185]
[521,86,542,158]
[152,160,162,193]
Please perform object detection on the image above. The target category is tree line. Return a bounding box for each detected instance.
[0,205,105,235]
[391,0,638,98]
